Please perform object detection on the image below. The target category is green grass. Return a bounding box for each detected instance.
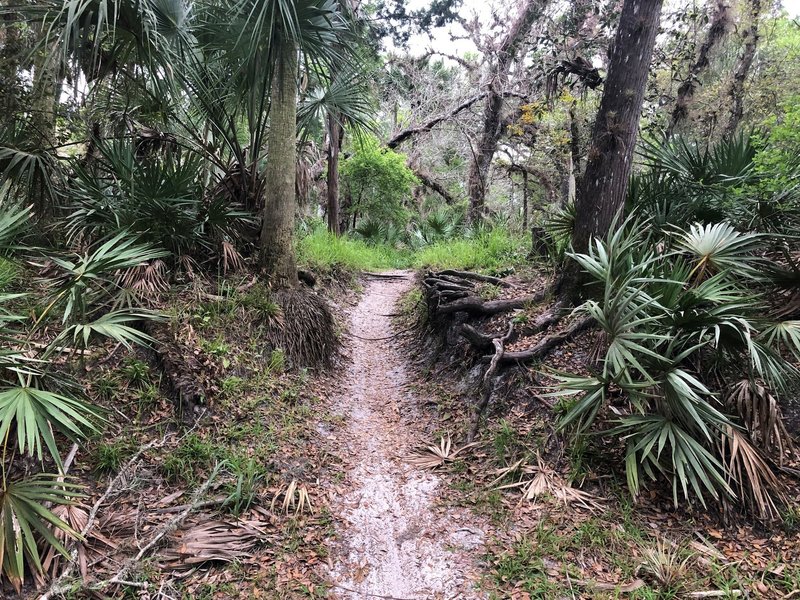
[412,229,527,272]
[297,225,408,272]
[0,257,17,291]
[298,225,529,274]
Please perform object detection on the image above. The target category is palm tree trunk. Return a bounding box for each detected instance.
[326,111,342,235]
[259,41,299,288]
[559,0,663,300]
[0,3,22,123]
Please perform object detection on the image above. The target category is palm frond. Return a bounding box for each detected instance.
[0,475,85,593]
[0,385,101,467]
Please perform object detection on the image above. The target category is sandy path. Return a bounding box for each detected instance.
[324,272,486,600]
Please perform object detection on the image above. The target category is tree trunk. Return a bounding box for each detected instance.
[326,111,343,235]
[722,0,761,139]
[560,0,664,300]
[466,0,545,223]
[522,170,529,231]
[259,41,299,288]
[667,0,731,138]
[0,3,22,124]
[568,101,581,201]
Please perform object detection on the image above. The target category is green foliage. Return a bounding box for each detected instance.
[0,475,84,592]
[412,228,527,272]
[555,218,796,516]
[341,136,418,227]
[0,385,101,468]
[297,222,408,272]
[752,95,800,194]
[66,141,254,266]
[92,440,131,474]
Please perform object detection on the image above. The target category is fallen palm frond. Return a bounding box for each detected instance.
[718,426,787,522]
[270,479,313,515]
[492,455,603,511]
[41,503,89,580]
[406,434,480,469]
[160,518,267,570]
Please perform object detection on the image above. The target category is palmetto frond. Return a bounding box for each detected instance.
[0,475,84,592]
[674,222,763,282]
[0,197,32,253]
[298,66,377,138]
[0,385,100,467]
[55,309,162,350]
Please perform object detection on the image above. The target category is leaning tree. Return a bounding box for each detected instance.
[558,0,665,300]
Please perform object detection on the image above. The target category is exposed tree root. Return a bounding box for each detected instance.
[436,292,546,316]
[468,322,514,443]
[459,302,569,353]
[493,316,594,364]
[436,269,514,288]
[267,287,338,368]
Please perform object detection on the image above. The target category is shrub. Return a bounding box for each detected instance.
[555,219,798,519]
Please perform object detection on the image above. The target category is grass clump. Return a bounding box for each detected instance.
[297,224,407,273]
[412,229,527,272]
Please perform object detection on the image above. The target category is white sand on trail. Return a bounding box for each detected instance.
[324,272,487,600]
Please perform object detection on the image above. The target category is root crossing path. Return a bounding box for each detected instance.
[324,272,486,600]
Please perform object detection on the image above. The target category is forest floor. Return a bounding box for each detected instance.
[20,268,800,599]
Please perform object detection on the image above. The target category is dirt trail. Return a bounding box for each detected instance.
[324,272,486,600]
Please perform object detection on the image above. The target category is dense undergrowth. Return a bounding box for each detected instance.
[297,221,529,274]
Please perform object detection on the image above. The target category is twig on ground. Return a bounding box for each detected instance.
[40,436,170,600]
[97,464,222,590]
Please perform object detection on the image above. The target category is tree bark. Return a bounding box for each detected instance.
[0,3,22,124]
[411,165,457,205]
[466,0,546,223]
[722,0,761,139]
[259,41,299,288]
[560,0,664,300]
[522,170,529,231]
[326,111,343,235]
[667,0,731,138]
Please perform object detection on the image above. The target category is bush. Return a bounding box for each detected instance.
[555,219,798,519]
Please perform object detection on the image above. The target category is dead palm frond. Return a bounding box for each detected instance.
[270,479,313,516]
[160,518,267,570]
[493,455,603,511]
[220,240,244,274]
[719,426,787,522]
[40,503,89,580]
[117,259,169,298]
[407,434,480,469]
[727,379,794,463]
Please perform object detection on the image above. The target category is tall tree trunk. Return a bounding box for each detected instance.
[259,42,299,288]
[560,0,664,300]
[466,0,545,223]
[722,0,761,139]
[326,112,343,235]
[522,170,529,231]
[568,101,581,203]
[667,0,731,138]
